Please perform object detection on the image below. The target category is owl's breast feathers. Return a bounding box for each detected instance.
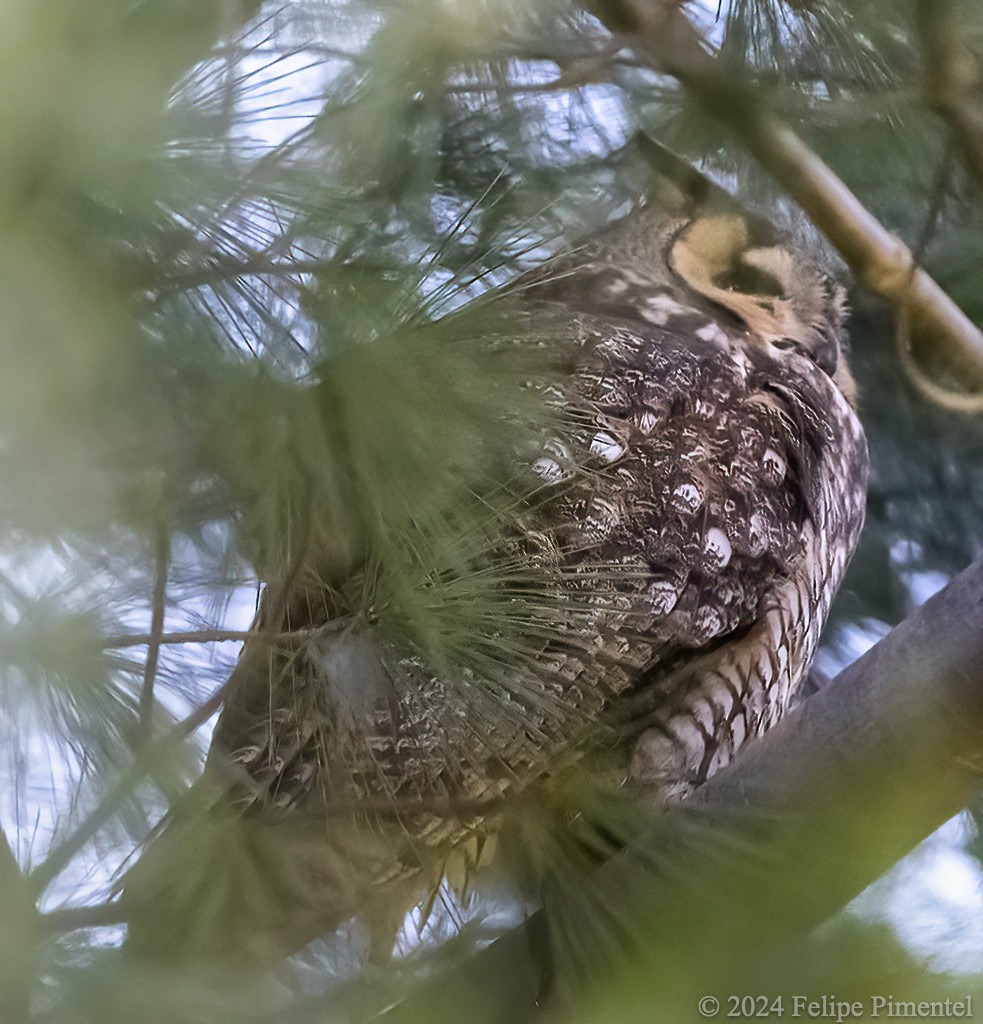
[556,302,868,799]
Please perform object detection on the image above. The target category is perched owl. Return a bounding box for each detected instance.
[123,147,869,969]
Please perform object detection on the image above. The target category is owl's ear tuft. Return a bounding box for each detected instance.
[633,133,739,215]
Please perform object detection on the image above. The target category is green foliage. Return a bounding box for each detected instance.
[1,0,982,1020]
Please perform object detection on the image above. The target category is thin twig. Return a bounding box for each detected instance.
[102,625,324,649]
[146,255,331,293]
[138,526,170,745]
[890,150,983,409]
[898,296,983,412]
[104,628,254,648]
[912,149,954,265]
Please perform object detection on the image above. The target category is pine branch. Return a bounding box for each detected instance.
[102,628,256,649]
[589,0,983,396]
[138,526,171,745]
[30,585,312,897]
[379,554,983,1023]
[33,557,983,1015]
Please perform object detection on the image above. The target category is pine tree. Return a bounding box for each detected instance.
[2,1,983,1020]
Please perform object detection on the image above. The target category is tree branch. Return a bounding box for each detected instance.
[379,555,983,1023]
[0,830,38,1021]
[103,628,255,649]
[138,526,171,745]
[589,0,983,395]
[102,625,329,649]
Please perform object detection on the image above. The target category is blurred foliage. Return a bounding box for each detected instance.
[0,0,982,1020]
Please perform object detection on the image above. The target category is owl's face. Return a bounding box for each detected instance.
[668,212,858,407]
[519,159,858,407]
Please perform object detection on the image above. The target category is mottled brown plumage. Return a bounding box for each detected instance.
[123,153,868,967]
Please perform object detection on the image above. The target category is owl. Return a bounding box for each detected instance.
[122,147,869,968]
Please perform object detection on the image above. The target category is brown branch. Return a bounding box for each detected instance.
[103,628,255,648]
[138,527,171,745]
[102,625,327,649]
[589,0,983,395]
[918,0,983,190]
[380,555,983,1022]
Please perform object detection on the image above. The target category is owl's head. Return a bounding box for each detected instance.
[669,211,857,406]
[519,138,857,406]
[624,138,857,405]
